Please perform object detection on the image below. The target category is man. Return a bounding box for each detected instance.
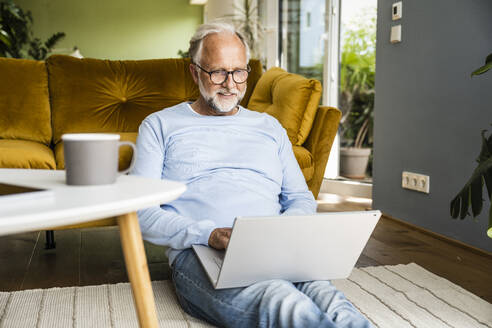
[132,22,373,328]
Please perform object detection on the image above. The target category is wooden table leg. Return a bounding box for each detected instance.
[118,212,158,328]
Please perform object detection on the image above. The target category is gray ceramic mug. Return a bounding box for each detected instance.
[62,133,137,186]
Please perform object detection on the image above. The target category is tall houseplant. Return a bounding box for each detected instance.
[339,12,376,179]
[450,53,492,238]
[0,0,65,60]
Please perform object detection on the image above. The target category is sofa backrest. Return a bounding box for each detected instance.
[0,58,52,146]
[46,55,262,146]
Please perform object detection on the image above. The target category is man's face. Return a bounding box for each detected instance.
[195,33,248,113]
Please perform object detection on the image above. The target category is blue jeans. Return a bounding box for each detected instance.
[171,249,373,328]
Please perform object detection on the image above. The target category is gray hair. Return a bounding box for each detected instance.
[188,21,250,65]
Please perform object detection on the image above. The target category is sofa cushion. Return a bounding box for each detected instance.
[293,146,314,182]
[46,55,263,145]
[54,132,137,170]
[247,67,322,146]
[0,140,56,169]
[0,58,52,146]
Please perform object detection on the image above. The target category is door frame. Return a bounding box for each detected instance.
[271,0,341,178]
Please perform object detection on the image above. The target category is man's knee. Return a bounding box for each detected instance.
[261,279,295,292]
[246,279,300,304]
[238,279,297,303]
[297,280,336,294]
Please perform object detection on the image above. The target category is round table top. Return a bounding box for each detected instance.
[0,169,186,236]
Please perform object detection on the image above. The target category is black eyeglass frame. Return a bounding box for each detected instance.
[194,63,251,85]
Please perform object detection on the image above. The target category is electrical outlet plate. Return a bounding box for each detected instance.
[391,25,402,43]
[392,1,402,20]
[402,171,430,193]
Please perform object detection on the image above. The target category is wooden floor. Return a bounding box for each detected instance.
[1,193,491,303]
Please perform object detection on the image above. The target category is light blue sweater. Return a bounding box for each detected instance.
[131,102,316,264]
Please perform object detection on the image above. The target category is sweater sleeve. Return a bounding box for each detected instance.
[131,118,216,249]
[276,123,317,216]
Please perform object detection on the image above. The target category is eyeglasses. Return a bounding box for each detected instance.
[194,63,251,85]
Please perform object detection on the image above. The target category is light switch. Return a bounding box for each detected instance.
[391,25,402,43]
[392,1,402,20]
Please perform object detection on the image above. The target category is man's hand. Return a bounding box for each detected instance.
[208,228,232,250]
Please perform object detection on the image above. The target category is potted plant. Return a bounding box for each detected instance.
[0,0,65,60]
[339,14,376,179]
[340,90,374,179]
[450,53,492,238]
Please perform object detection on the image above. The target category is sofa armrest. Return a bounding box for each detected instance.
[303,106,341,198]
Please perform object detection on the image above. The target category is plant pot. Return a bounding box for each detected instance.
[340,147,372,179]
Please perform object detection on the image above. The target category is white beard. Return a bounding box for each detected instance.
[198,75,246,113]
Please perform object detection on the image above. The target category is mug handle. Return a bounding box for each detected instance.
[118,141,137,175]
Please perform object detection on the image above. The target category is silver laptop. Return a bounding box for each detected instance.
[192,210,381,289]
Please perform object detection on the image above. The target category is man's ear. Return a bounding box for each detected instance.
[189,63,199,84]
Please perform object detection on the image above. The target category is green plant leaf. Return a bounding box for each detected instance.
[486,53,492,65]
[485,171,492,202]
[44,32,65,50]
[470,176,483,216]
[471,63,492,76]
[479,130,492,200]
[6,5,22,20]
[450,131,492,227]
[460,187,470,219]
[451,192,461,218]
[471,52,492,76]
[0,30,11,47]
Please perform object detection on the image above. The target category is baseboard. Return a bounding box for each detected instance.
[383,213,492,259]
[320,178,372,198]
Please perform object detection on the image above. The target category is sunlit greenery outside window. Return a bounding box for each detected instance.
[339,8,376,173]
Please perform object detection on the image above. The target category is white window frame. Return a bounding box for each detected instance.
[269,0,341,178]
[323,0,341,178]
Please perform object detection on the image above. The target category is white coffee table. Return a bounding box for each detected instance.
[0,169,186,328]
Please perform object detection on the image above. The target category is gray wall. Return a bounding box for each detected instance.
[373,0,492,252]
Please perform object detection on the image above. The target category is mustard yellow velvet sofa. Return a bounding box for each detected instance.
[0,56,341,222]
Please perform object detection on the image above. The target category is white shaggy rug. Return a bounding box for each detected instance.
[0,263,490,328]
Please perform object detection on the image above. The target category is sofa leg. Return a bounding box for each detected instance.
[45,230,56,249]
